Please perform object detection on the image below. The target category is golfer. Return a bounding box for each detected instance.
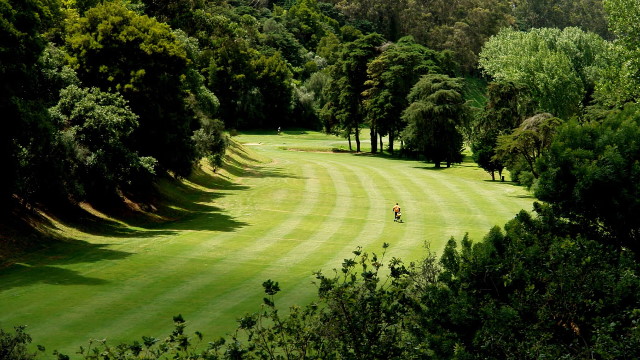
[392,203,401,222]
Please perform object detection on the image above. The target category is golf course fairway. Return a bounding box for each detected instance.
[0,131,535,356]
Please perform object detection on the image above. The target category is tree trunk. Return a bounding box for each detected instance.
[370,127,377,153]
[355,128,361,152]
[379,133,383,154]
[491,171,495,181]
[348,134,352,151]
[389,132,395,155]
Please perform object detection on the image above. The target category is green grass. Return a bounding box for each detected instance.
[0,131,534,357]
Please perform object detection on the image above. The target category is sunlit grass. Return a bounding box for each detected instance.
[0,131,533,356]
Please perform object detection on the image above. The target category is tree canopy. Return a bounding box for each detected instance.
[66,1,197,175]
[363,36,441,153]
[401,74,467,167]
[479,27,610,119]
[536,104,640,253]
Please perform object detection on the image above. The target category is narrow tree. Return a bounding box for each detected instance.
[471,81,533,180]
[330,33,385,152]
[471,129,504,181]
[401,74,467,167]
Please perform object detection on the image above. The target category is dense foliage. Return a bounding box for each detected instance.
[3,0,640,358]
[0,0,622,207]
[536,104,640,254]
[479,27,610,119]
[66,1,197,175]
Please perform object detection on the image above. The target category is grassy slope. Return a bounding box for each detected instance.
[0,131,533,357]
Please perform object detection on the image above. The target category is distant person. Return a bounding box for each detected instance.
[277,126,281,135]
[393,203,401,222]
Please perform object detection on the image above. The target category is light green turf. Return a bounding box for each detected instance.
[0,131,534,357]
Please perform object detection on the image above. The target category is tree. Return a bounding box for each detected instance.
[471,81,533,181]
[481,81,535,132]
[414,207,640,359]
[0,326,38,360]
[362,36,441,154]
[261,18,307,68]
[596,0,640,106]
[536,104,640,254]
[513,0,611,38]
[66,1,196,176]
[49,85,156,201]
[401,74,467,168]
[279,0,339,51]
[331,0,408,41]
[192,118,227,173]
[138,0,205,30]
[398,0,515,73]
[329,32,385,152]
[479,27,611,119]
[0,0,61,207]
[494,113,561,185]
[471,129,504,181]
[251,51,294,129]
[225,244,419,359]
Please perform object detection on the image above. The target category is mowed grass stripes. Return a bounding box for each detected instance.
[0,132,534,355]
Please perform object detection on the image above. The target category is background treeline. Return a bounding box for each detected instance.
[0,0,616,210]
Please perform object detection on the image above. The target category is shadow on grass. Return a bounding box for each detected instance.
[0,238,129,291]
[43,154,279,237]
[412,165,448,171]
[227,141,262,164]
[512,195,536,200]
[223,153,301,180]
[482,179,519,185]
[43,202,178,239]
[159,211,247,232]
[0,263,109,292]
[0,141,301,284]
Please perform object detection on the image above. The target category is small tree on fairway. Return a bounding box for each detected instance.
[472,129,504,180]
[401,74,467,167]
[494,113,561,182]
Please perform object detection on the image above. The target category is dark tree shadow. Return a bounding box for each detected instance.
[412,165,448,171]
[222,155,300,180]
[227,142,262,164]
[0,239,130,292]
[0,263,109,292]
[0,140,304,286]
